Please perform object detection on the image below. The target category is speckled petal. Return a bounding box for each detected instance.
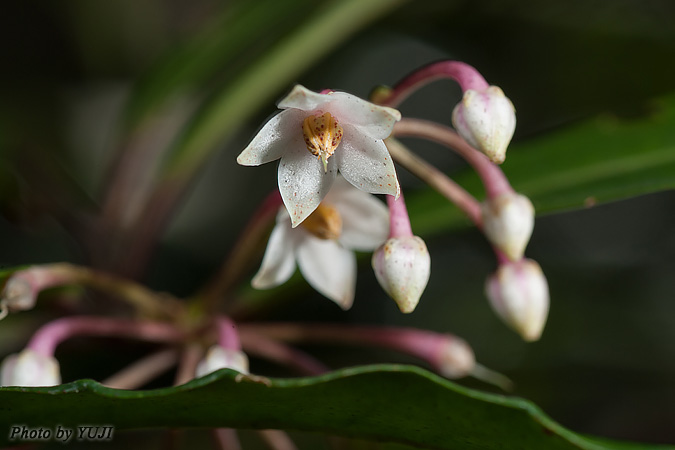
[326,178,389,251]
[277,85,332,112]
[327,92,401,139]
[237,109,306,166]
[251,212,298,289]
[336,124,400,197]
[278,145,337,227]
[296,236,356,310]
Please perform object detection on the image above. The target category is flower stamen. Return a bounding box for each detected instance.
[300,202,342,240]
[302,112,343,173]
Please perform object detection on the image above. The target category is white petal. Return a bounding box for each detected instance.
[327,92,401,139]
[251,215,298,289]
[277,85,331,112]
[278,145,337,227]
[327,178,389,251]
[336,124,400,197]
[296,236,356,310]
[237,109,306,166]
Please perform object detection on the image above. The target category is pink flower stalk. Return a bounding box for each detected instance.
[372,193,431,313]
[242,323,475,379]
[26,316,185,357]
[381,61,516,164]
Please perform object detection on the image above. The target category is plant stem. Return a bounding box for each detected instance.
[393,118,513,199]
[385,138,482,226]
[386,193,413,238]
[379,60,489,108]
[102,349,179,389]
[27,316,185,357]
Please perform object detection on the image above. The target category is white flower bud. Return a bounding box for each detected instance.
[481,192,534,262]
[195,346,249,378]
[2,278,36,312]
[0,349,61,387]
[452,86,516,164]
[485,259,549,342]
[372,236,431,314]
[436,337,475,379]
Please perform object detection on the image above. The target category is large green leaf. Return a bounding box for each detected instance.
[0,365,672,449]
[406,94,675,235]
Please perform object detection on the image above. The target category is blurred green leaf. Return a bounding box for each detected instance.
[1,365,672,449]
[159,0,407,182]
[407,94,675,235]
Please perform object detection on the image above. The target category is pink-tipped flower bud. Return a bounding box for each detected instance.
[452,86,516,164]
[372,236,431,314]
[195,346,250,378]
[485,259,549,342]
[0,349,61,387]
[481,192,534,262]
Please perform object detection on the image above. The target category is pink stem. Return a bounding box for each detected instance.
[239,329,328,376]
[384,138,482,226]
[386,193,413,238]
[241,323,465,374]
[393,119,514,199]
[27,316,184,357]
[382,61,489,108]
[217,317,242,351]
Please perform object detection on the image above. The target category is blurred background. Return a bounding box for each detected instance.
[0,0,674,447]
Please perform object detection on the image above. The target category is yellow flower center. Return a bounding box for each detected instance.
[300,202,342,240]
[302,112,344,173]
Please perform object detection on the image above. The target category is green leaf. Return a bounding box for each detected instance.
[406,94,675,235]
[1,365,671,449]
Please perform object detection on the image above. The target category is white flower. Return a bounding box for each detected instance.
[452,86,516,164]
[195,346,249,378]
[0,349,61,387]
[238,85,401,227]
[252,177,389,310]
[485,259,549,342]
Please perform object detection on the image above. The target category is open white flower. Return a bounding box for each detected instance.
[238,85,401,227]
[252,177,389,309]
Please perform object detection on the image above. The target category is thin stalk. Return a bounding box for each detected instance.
[102,349,179,389]
[384,138,482,226]
[393,118,513,199]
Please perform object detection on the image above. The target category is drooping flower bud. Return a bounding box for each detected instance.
[452,86,516,164]
[195,345,250,378]
[0,349,61,387]
[481,192,534,262]
[434,336,476,379]
[372,236,431,314]
[485,259,549,342]
[2,277,37,313]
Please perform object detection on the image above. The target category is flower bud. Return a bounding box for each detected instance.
[452,86,516,164]
[0,349,61,387]
[2,277,36,312]
[435,336,475,379]
[485,259,549,342]
[195,346,250,378]
[372,236,431,314]
[481,192,534,262]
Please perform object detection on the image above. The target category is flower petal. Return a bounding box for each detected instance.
[278,144,337,227]
[277,85,331,112]
[296,236,356,310]
[237,109,306,166]
[327,92,401,139]
[336,124,400,197]
[251,213,298,289]
[326,178,389,251]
